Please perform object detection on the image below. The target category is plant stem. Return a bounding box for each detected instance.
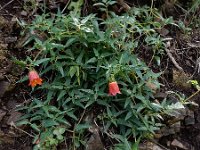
[185,90,200,101]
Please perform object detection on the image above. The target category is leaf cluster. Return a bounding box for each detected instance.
[17,6,184,149]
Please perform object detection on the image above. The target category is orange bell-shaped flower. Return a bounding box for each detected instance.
[28,70,42,87]
[109,81,121,96]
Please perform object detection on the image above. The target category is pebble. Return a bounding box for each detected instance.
[0,109,6,121]
[185,116,195,125]
[0,81,10,97]
[171,139,189,150]
[139,141,165,150]
[185,110,195,125]
[20,10,28,16]
[7,110,22,125]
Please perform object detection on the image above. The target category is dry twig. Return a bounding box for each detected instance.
[0,0,15,11]
[165,42,184,72]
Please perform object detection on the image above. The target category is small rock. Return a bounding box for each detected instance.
[185,116,195,125]
[171,139,188,150]
[7,110,22,125]
[159,27,169,36]
[7,99,20,110]
[0,73,4,80]
[152,144,164,150]
[170,121,181,133]
[139,141,153,150]
[161,122,181,136]
[4,36,17,43]
[154,92,168,100]
[0,109,6,121]
[186,110,195,117]
[11,17,17,22]
[167,108,187,121]
[139,141,165,150]
[0,43,8,49]
[0,16,8,30]
[196,111,200,123]
[0,130,15,144]
[0,81,10,97]
[172,70,191,90]
[154,133,163,139]
[86,133,104,150]
[161,126,176,136]
[86,125,104,150]
[160,121,181,136]
[185,110,195,125]
[21,10,28,16]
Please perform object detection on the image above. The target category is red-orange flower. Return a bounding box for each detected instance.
[109,81,121,96]
[28,70,42,87]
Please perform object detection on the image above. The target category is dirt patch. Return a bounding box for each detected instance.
[0,1,32,149]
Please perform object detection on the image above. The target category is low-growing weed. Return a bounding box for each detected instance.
[17,5,186,150]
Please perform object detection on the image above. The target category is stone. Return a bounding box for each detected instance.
[7,110,22,125]
[0,16,8,30]
[185,110,195,125]
[172,69,191,90]
[0,130,15,144]
[171,139,189,150]
[0,81,10,97]
[139,141,153,150]
[86,125,104,150]
[86,133,104,150]
[0,109,6,121]
[162,127,176,136]
[139,141,165,150]
[21,10,28,16]
[152,144,164,150]
[170,121,181,133]
[4,37,17,43]
[6,99,20,110]
[160,121,181,137]
[154,92,168,100]
[185,116,195,125]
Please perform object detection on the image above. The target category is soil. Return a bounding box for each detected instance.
[0,0,200,150]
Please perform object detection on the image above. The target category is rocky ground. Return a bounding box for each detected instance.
[0,0,200,150]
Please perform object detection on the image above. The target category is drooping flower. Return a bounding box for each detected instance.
[28,70,42,87]
[109,81,121,96]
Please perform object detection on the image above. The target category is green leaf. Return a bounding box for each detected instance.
[33,58,50,66]
[42,119,59,127]
[76,51,84,64]
[56,117,71,126]
[16,119,29,126]
[57,90,66,101]
[30,123,40,132]
[66,111,78,120]
[65,38,76,47]
[79,89,94,94]
[69,66,77,77]
[81,15,93,24]
[125,112,132,121]
[75,123,91,131]
[132,137,141,150]
[58,65,64,77]
[86,57,97,64]
[30,116,42,122]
